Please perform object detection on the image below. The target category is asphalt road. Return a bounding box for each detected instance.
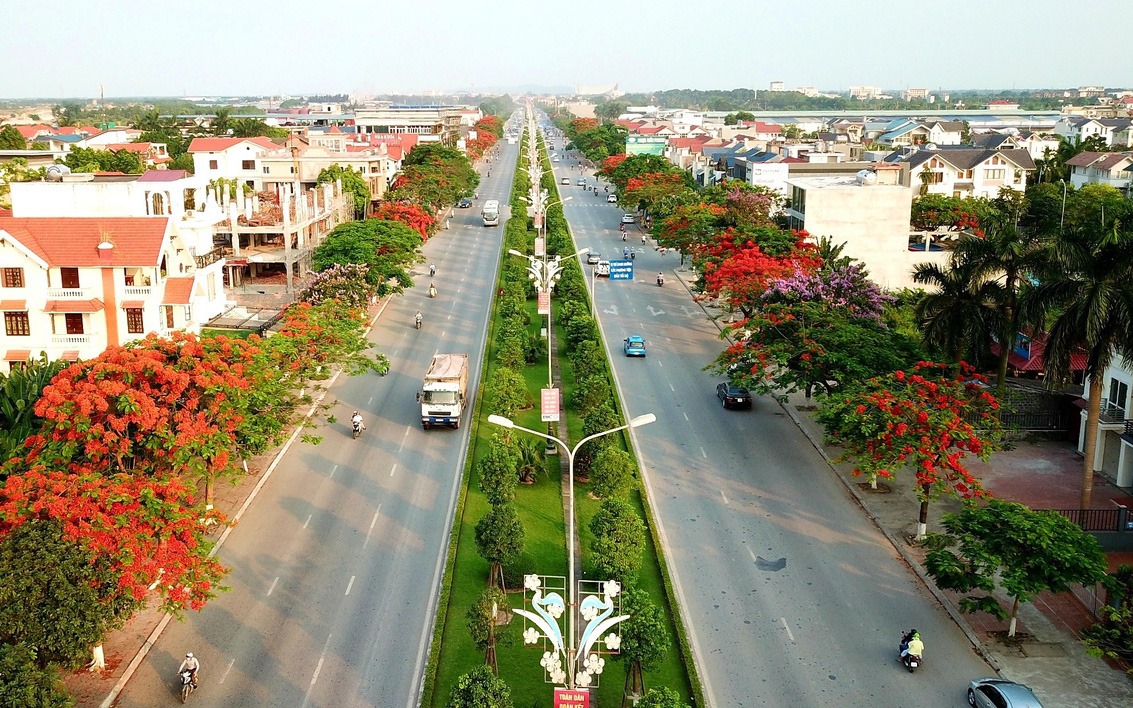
[114,141,517,708]
[550,142,995,707]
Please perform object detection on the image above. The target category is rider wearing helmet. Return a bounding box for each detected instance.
[179,653,200,687]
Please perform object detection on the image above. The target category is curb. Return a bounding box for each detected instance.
[672,269,1002,674]
[99,296,395,708]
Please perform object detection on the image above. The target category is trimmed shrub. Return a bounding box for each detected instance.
[478,432,519,505]
[572,374,612,414]
[489,367,531,418]
[589,447,636,499]
[589,499,646,586]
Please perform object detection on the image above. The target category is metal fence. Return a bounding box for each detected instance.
[1051,508,1124,532]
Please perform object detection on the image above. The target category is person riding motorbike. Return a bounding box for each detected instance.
[619,223,626,232]
[642,234,647,244]
[415,311,423,329]
[351,411,366,435]
[623,246,630,258]
[657,272,664,286]
[622,232,627,242]
[899,630,924,660]
[428,283,437,298]
[429,263,436,277]
[178,653,200,688]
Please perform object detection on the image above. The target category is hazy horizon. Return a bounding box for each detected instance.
[2,0,1130,100]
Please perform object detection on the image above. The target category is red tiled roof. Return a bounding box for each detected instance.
[44,298,104,313]
[0,208,11,217]
[120,300,146,308]
[104,142,153,154]
[668,137,711,148]
[990,334,1087,373]
[187,136,277,153]
[636,126,667,135]
[60,350,80,361]
[15,124,52,139]
[162,277,195,305]
[0,300,27,310]
[327,125,343,134]
[138,170,188,182]
[988,100,1017,105]
[4,350,31,362]
[0,216,169,267]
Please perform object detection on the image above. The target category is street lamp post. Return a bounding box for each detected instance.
[487,412,657,689]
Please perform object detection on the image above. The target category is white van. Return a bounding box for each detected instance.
[596,261,610,277]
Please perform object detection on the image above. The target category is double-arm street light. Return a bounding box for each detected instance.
[487,412,657,688]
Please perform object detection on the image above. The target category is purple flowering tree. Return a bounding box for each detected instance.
[298,263,377,310]
[762,263,895,322]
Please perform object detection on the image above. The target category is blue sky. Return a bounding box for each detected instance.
[3,0,1130,98]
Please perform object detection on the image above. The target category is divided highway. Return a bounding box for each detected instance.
[114,142,517,708]
[550,145,993,707]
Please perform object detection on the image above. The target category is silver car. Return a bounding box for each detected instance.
[968,678,1044,708]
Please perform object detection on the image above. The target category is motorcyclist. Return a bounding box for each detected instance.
[178,653,200,687]
[620,223,626,233]
[657,272,664,286]
[351,411,366,433]
[899,630,924,660]
[415,311,423,328]
[429,283,437,298]
[623,246,630,258]
[622,232,627,242]
[429,263,436,277]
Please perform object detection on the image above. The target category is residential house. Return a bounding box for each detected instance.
[877,119,964,147]
[785,166,930,290]
[887,147,1034,198]
[0,215,207,368]
[258,136,395,204]
[987,99,1020,110]
[973,131,1061,161]
[1079,352,1133,486]
[738,121,782,142]
[1065,151,1133,194]
[1055,117,1133,147]
[80,128,142,147]
[353,104,464,144]
[8,170,229,324]
[188,136,280,190]
[104,142,172,169]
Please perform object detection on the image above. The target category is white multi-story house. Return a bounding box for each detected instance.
[1055,117,1133,147]
[1079,352,1133,487]
[877,119,964,147]
[0,215,206,369]
[887,147,1034,198]
[188,136,280,190]
[1065,151,1133,194]
[258,136,395,204]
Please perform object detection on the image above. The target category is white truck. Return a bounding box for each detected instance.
[481,199,500,226]
[417,354,470,429]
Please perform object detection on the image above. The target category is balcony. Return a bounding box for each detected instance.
[52,334,92,345]
[194,247,225,269]
[1100,398,1127,424]
[46,287,92,299]
[122,286,153,297]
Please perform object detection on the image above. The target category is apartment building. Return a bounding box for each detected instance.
[353,105,464,144]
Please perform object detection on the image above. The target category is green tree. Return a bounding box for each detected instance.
[211,107,231,136]
[514,436,545,484]
[478,433,519,505]
[618,588,672,702]
[589,499,645,585]
[0,520,141,668]
[446,665,513,708]
[925,500,1108,637]
[317,164,370,218]
[637,687,690,708]
[911,260,1003,368]
[170,153,194,173]
[487,367,530,419]
[734,110,755,122]
[723,113,738,126]
[1023,220,1133,509]
[230,118,287,139]
[466,586,508,672]
[589,447,635,499]
[594,100,629,124]
[0,643,73,708]
[0,125,26,150]
[474,503,524,591]
[313,219,423,296]
[0,354,68,468]
[1081,564,1133,667]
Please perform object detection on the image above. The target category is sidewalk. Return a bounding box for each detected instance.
[672,265,1133,708]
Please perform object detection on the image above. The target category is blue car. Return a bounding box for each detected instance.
[623,336,646,357]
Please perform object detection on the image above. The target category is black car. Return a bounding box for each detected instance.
[716,383,752,409]
[457,198,473,208]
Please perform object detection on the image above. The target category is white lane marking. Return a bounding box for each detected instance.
[219,658,235,684]
[302,514,312,529]
[748,547,757,561]
[266,577,279,596]
[780,617,796,642]
[398,427,411,452]
[682,412,689,421]
[669,383,675,392]
[390,463,398,477]
[720,490,729,505]
[700,446,707,459]
[345,575,356,596]
[442,330,446,337]
[368,396,374,405]
[301,633,333,707]
[329,464,338,479]
[657,360,663,368]
[363,505,383,549]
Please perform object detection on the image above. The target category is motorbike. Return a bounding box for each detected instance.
[179,670,195,703]
[415,315,422,330]
[352,420,363,439]
[428,285,437,298]
[657,274,664,287]
[899,632,923,673]
[622,233,627,242]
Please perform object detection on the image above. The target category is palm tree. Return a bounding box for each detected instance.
[949,218,1042,398]
[211,107,231,136]
[912,259,1003,368]
[1023,223,1133,510]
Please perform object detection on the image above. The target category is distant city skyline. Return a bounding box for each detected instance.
[1,0,1130,100]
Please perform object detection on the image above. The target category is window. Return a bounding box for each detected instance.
[209,159,218,170]
[126,308,144,334]
[241,160,255,170]
[65,313,84,335]
[957,169,973,180]
[1110,378,1129,413]
[985,169,1005,180]
[4,312,29,336]
[2,267,24,288]
[60,267,79,289]
[263,166,270,174]
[165,306,175,329]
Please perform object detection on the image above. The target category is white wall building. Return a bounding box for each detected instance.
[189,137,280,190]
[889,148,1034,199]
[1079,352,1133,486]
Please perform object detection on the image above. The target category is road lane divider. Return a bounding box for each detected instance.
[267,577,279,596]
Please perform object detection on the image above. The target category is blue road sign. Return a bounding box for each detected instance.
[609,260,634,281]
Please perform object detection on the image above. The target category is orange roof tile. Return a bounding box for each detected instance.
[60,350,80,361]
[44,298,104,313]
[0,216,169,267]
[0,300,27,310]
[161,277,195,305]
[4,350,31,362]
[187,136,278,153]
